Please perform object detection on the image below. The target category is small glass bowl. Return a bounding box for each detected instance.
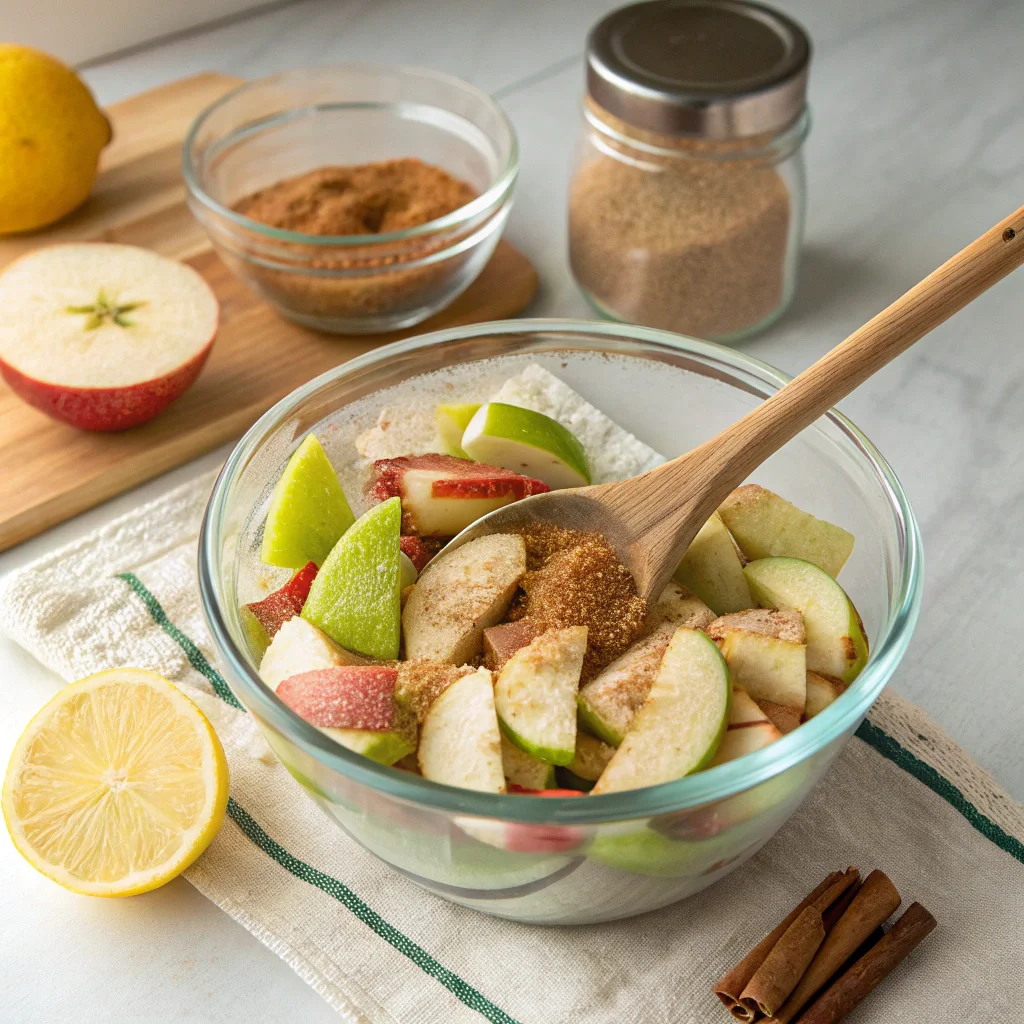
[183,65,518,334]
[199,320,922,925]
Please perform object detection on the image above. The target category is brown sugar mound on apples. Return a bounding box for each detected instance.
[513,524,647,680]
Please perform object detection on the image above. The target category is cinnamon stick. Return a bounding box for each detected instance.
[713,870,845,1019]
[769,870,901,1023]
[794,902,936,1024]
[738,868,860,1019]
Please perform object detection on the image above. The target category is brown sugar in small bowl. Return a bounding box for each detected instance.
[183,65,518,334]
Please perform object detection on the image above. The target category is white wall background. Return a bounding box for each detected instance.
[3,0,280,65]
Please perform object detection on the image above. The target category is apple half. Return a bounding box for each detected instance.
[0,243,218,431]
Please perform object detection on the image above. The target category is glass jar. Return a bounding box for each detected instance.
[568,0,812,343]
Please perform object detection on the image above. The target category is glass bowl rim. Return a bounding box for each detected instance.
[198,318,923,825]
[182,63,520,248]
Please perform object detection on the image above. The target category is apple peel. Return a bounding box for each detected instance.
[277,666,400,731]
[0,243,218,431]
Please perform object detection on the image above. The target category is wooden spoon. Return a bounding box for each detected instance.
[440,206,1024,602]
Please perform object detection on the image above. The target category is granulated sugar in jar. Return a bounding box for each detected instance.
[568,0,812,342]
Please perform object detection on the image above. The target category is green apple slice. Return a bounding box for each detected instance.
[301,497,402,660]
[494,626,587,766]
[435,402,480,458]
[719,485,855,578]
[501,734,556,790]
[461,402,591,489]
[261,434,355,569]
[418,668,505,792]
[592,628,730,794]
[743,557,869,684]
[674,512,754,614]
[327,720,417,766]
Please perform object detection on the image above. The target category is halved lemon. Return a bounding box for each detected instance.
[2,668,229,896]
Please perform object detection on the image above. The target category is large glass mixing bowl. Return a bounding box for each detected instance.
[199,320,921,925]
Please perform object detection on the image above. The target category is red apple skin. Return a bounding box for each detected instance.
[504,786,586,854]
[368,453,550,535]
[245,561,318,639]
[277,666,400,731]
[0,334,214,432]
[399,535,446,571]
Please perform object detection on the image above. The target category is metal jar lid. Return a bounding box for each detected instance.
[586,0,811,139]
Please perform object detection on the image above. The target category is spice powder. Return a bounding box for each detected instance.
[569,104,792,339]
[232,158,477,321]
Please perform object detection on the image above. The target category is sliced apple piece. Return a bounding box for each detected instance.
[804,671,847,719]
[719,484,855,578]
[394,659,473,723]
[435,402,480,458]
[259,615,368,691]
[461,402,591,489]
[592,628,730,794]
[243,561,318,650]
[494,626,587,766]
[399,535,444,572]
[501,735,557,790]
[674,512,754,615]
[649,581,715,631]
[482,618,544,671]
[367,453,549,536]
[706,608,806,733]
[301,497,402,660]
[576,628,673,746]
[418,667,505,792]
[260,434,355,570]
[709,687,783,766]
[276,666,416,765]
[744,557,869,683]
[402,533,526,664]
[566,731,615,782]
[0,243,218,431]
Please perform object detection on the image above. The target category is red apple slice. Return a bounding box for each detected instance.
[399,535,445,571]
[244,561,318,642]
[277,666,400,731]
[0,243,218,431]
[368,453,549,536]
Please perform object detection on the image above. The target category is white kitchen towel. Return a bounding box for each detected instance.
[1,470,1021,1024]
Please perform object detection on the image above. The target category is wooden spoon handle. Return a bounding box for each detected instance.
[698,204,1024,497]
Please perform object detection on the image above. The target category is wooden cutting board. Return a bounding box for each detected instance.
[0,73,538,552]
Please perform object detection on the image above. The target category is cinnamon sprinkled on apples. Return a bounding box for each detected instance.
[514,524,646,680]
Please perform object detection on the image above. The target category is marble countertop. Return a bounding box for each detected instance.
[2,0,1022,1019]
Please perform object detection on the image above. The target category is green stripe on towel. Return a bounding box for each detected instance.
[117,572,243,710]
[856,718,1024,865]
[225,798,522,1024]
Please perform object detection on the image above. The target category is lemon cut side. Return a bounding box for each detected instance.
[2,668,228,896]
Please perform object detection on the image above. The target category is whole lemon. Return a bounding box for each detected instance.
[0,45,111,234]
